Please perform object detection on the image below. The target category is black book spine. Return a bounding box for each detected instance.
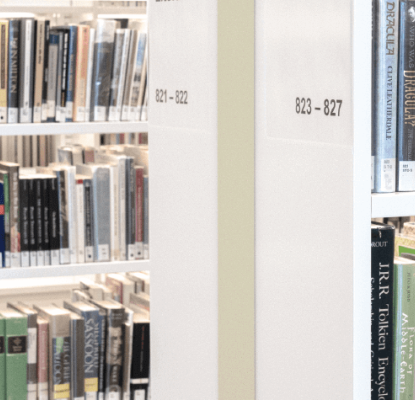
[55,169,69,264]
[28,178,37,266]
[35,178,44,266]
[7,20,19,124]
[19,177,29,267]
[43,178,51,266]
[126,158,136,260]
[41,21,50,122]
[55,31,63,123]
[105,308,124,395]
[49,176,60,265]
[130,321,150,392]
[371,224,395,400]
[60,29,69,119]
[84,178,94,262]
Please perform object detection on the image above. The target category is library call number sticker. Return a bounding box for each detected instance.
[155,89,188,105]
[295,97,343,117]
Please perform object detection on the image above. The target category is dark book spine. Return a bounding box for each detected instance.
[46,30,59,123]
[97,310,106,400]
[0,181,5,267]
[56,169,69,264]
[1,173,10,267]
[65,26,77,122]
[371,224,395,400]
[143,175,149,259]
[43,178,51,266]
[84,178,94,262]
[59,30,69,122]
[105,308,124,396]
[19,177,29,267]
[28,178,37,266]
[41,21,50,122]
[126,158,136,260]
[130,322,150,385]
[55,31,63,123]
[397,1,415,191]
[35,178,44,266]
[8,166,19,267]
[71,316,85,400]
[19,18,35,123]
[7,20,19,124]
[49,177,60,265]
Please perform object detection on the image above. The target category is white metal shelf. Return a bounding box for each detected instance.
[0,121,148,135]
[0,259,150,279]
[372,192,415,218]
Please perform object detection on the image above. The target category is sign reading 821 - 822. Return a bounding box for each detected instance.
[295,97,343,116]
[155,89,188,105]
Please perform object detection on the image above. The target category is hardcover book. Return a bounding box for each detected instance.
[7,20,19,124]
[34,19,46,123]
[69,311,84,400]
[0,20,8,124]
[0,316,4,400]
[0,178,5,267]
[36,316,48,400]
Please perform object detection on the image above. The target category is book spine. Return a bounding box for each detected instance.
[0,181,4,267]
[26,314,37,400]
[108,30,125,121]
[84,178,94,262]
[119,159,126,261]
[19,19,34,123]
[35,178,45,266]
[41,21,50,122]
[5,315,28,400]
[33,20,45,123]
[143,175,149,259]
[65,26,77,122]
[59,30,69,123]
[83,310,99,400]
[91,21,116,122]
[136,42,147,122]
[71,316,85,400]
[0,318,4,400]
[108,166,116,262]
[43,178,51,266]
[51,335,71,400]
[66,167,77,264]
[3,173,9,267]
[94,168,110,262]
[46,31,59,122]
[73,25,89,122]
[111,164,119,261]
[76,177,85,263]
[393,262,415,398]
[7,20,19,124]
[56,169,70,264]
[121,31,137,121]
[127,158,136,260]
[55,31,63,123]
[97,310,106,400]
[114,29,130,122]
[374,0,400,192]
[135,167,143,259]
[8,166,19,267]
[28,178,37,267]
[130,322,150,394]
[37,321,48,400]
[0,21,8,123]
[140,85,147,121]
[105,309,124,397]
[84,28,95,122]
[49,176,60,265]
[19,178,29,267]
[122,321,132,400]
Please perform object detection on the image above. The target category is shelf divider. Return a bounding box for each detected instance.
[372,192,415,218]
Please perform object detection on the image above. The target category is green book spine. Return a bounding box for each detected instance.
[0,317,5,400]
[393,262,415,399]
[5,313,27,400]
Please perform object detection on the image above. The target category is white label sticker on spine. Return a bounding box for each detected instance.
[66,101,73,119]
[30,252,37,267]
[21,251,30,267]
[134,389,146,400]
[76,107,85,122]
[51,250,60,265]
[60,248,70,264]
[99,393,104,400]
[399,161,415,191]
[37,251,45,266]
[85,392,96,400]
[94,106,106,122]
[85,246,94,262]
[0,108,6,123]
[27,386,36,400]
[98,244,110,261]
[109,393,118,400]
[371,156,374,191]
[128,244,136,260]
[28,328,37,363]
[41,104,48,121]
[136,242,143,259]
[11,252,20,267]
[108,106,117,121]
[44,250,51,266]
[38,382,48,400]
[381,158,396,192]
[7,108,18,123]
[5,251,10,268]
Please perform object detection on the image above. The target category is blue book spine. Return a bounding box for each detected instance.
[82,309,99,400]
[374,0,400,192]
[0,182,5,267]
[143,175,149,259]
[397,1,415,191]
[65,26,77,122]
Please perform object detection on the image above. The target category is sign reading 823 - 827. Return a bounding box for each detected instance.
[295,97,343,116]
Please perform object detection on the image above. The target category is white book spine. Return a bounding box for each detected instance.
[67,168,77,264]
[76,179,85,263]
[108,166,116,262]
[37,250,45,267]
[44,249,51,266]
[119,159,126,260]
[112,164,119,261]
[21,251,29,267]
[115,29,130,121]
[85,28,95,122]
[20,19,33,123]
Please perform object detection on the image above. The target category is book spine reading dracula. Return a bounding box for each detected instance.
[397,1,415,191]
[374,0,400,192]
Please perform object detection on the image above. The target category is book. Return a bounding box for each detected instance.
[1,309,28,400]
[129,292,150,314]
[122,311,133,400]
[57,27,70,123]
[37,316,48,400]
[76,175,86,264]
[0,316,4,400]
[28,177,37,266]
[41,21,50,122]
[80,279,112,301]
[34,19,46,123]
[0,177,5,267]
[7,20,19,124]
[7,303,37,400]
[19,18,35,123]
[69,311,85,400]
[35,176,46,266]
[83,177,94,263]
[84,27,95,122]
[0,20,8,124]
[19,176,30,267]
[134,166,144,259]
[143,175,149,259]
[0,171,9,267]
[41,176,54,266]
[65,25,78,122]
[126,272,150,295]
[54,29,64,123]
[48,174,60,265]
[126,157,136,260]
[33,305,71,400]
[46,29,59,122]
[121,29,138,121]
[63,301,99,400]
[105,274,135,305]
[373,0,400,192]
[135,41,147,122]
[90,20,117,121]
[73,25,90,122]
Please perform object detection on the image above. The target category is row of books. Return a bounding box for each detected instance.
[0,17,148,124]
[0,272,151,400]
[0,142,149,268]
[372,0,415,192]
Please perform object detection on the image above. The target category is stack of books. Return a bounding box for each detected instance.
[0,271,151,400]
[0,142,149,268]
[0,17,148,124]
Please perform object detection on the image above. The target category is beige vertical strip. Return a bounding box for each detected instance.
[218,0,255,399]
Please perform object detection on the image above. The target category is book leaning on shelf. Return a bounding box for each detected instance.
[0,17,148,124]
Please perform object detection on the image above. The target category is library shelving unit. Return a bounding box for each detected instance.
[255,0,371,399]
[0,1,256,400]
